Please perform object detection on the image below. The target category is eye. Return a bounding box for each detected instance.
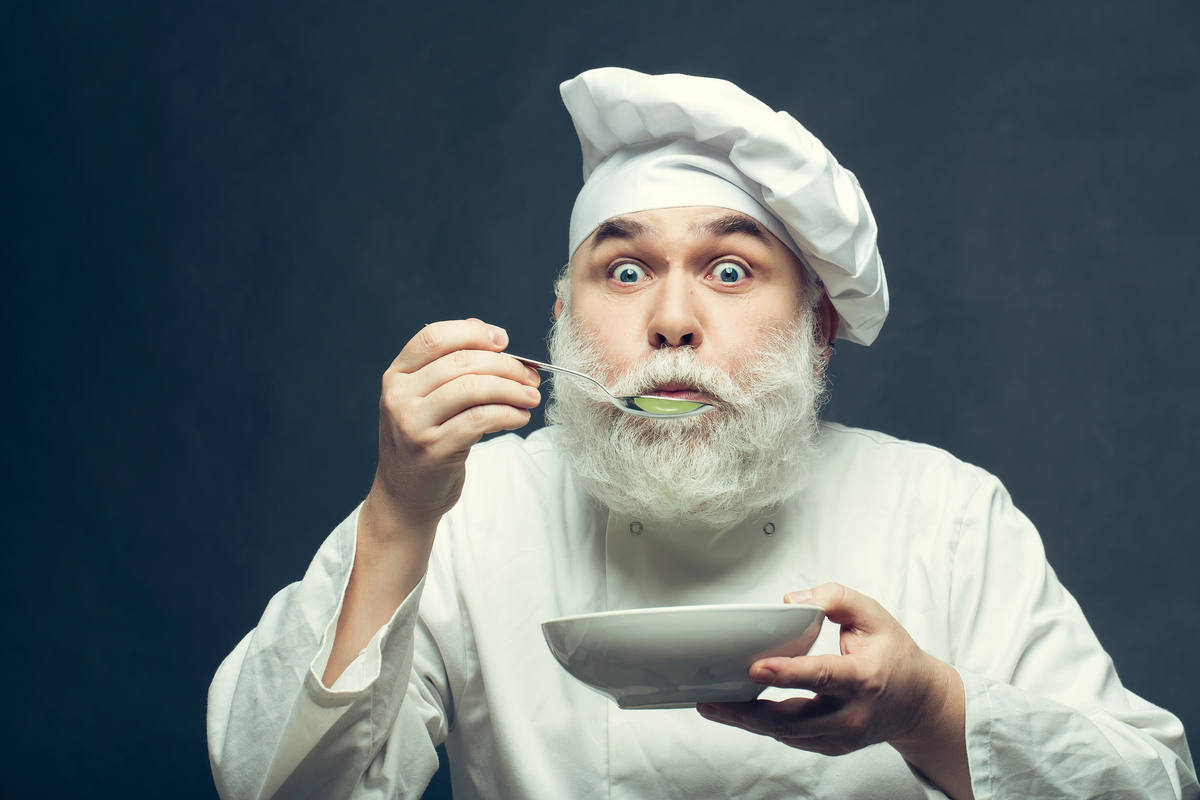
[711,261,747,283]
[613,263,647,284]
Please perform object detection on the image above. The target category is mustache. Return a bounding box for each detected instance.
[606,347,741,403]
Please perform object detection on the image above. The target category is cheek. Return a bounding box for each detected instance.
[569,306,645,376]
[753,284,805,323]
[587,324,643,379]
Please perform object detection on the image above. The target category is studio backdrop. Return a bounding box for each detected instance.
[2,1,1197,797]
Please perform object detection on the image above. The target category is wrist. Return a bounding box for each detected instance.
[349,485,438,611]
[889,658,972,799]
[361,480,440,546]
[890,657,963,756]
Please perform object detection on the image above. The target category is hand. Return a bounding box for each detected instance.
[365,318,541,539]
[324,318,539,688]
[697,583,972,799]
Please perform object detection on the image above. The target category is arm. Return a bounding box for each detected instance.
[947,478,1197,800]
[697,584,974,800]
[207,508,440,800]
[324,318,541,686]
[698,478,1197,800]
[207,318,542,799]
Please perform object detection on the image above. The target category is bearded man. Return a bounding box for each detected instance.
[207,69,1197,800]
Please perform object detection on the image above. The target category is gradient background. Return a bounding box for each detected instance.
[3,1,1197,797]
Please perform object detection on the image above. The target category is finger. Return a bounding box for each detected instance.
[392,319,508,374]
[771,738,853,757]
[787,582,889,634]
[410,348,540,398]
[436,402,533,453]
[697,696,849,740]
[748,653,862,697]
[419,373,541,429]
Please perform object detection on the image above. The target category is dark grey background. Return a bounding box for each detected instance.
[2,1,1196,797]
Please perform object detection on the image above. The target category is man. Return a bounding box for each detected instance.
[208,69,1197,799]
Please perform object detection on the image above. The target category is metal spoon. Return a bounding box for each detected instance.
[510,355,716,419]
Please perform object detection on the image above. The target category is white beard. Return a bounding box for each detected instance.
[545,307,829,530]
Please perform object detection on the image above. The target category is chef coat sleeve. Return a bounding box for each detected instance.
[207,504,460,800]
[944,476,1198,800]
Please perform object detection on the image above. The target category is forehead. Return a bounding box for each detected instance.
[588,207,773,249]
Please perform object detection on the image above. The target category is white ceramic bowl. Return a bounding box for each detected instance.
[542,604,825,709]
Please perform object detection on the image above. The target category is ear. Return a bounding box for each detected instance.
[817,290,839,351]
[553,298,564,320]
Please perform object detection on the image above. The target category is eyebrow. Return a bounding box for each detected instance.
[589,217,654,249]
[587,211,770,250]
[691,212,770,243]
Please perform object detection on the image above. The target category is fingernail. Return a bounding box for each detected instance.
[489,326,507,346]
[524,386,540,402]
[785,589,813,604]
[525,366,540,384]
[697,703,721,719]
[751,665,776,684]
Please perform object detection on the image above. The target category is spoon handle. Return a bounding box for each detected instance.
[509,355,611,395]
[509,354,715,419]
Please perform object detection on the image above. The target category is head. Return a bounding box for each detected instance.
[547,68,887,528]
[545,205,839,529]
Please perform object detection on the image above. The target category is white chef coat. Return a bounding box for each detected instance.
[207,423,1198,800]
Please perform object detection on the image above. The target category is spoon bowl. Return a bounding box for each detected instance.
[511,356,715,419]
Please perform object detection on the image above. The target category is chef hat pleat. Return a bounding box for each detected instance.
[561,68,889,346]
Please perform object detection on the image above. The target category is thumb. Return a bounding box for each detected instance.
[786,582,886,634]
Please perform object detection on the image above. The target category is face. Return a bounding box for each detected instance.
[556,206,824,401]
[546,206,836,528]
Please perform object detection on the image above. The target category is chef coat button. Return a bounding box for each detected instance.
[763,522,776,536]
[629,521,643,536]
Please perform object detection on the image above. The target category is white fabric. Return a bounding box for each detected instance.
[208,424,1198,800]
[562,68,889,346]
[569,139,806,270]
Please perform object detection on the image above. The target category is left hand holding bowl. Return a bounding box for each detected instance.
[697,582,973,800]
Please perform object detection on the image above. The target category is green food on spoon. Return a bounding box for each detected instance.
[632,397,707,416]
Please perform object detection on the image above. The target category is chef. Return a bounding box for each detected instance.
[207,68,1198,800]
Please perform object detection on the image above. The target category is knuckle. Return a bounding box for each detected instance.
[465,403,489,428]
[771,719,800,739]
[843,710,870,739]
[396,407,422,437]
[811,661,835,692]
[450,348,477,371]
[380,385,406,416]
[409,428,437,454]
[859,669,883,697]
[416,326,443,356]
[459,373,486,398]
[379,389,394,414]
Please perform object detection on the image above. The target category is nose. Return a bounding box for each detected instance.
[647,271,704,348]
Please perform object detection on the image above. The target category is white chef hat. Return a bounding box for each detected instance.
[561,68,889,346]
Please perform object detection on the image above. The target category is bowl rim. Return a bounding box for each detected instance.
[542,602,824,627]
